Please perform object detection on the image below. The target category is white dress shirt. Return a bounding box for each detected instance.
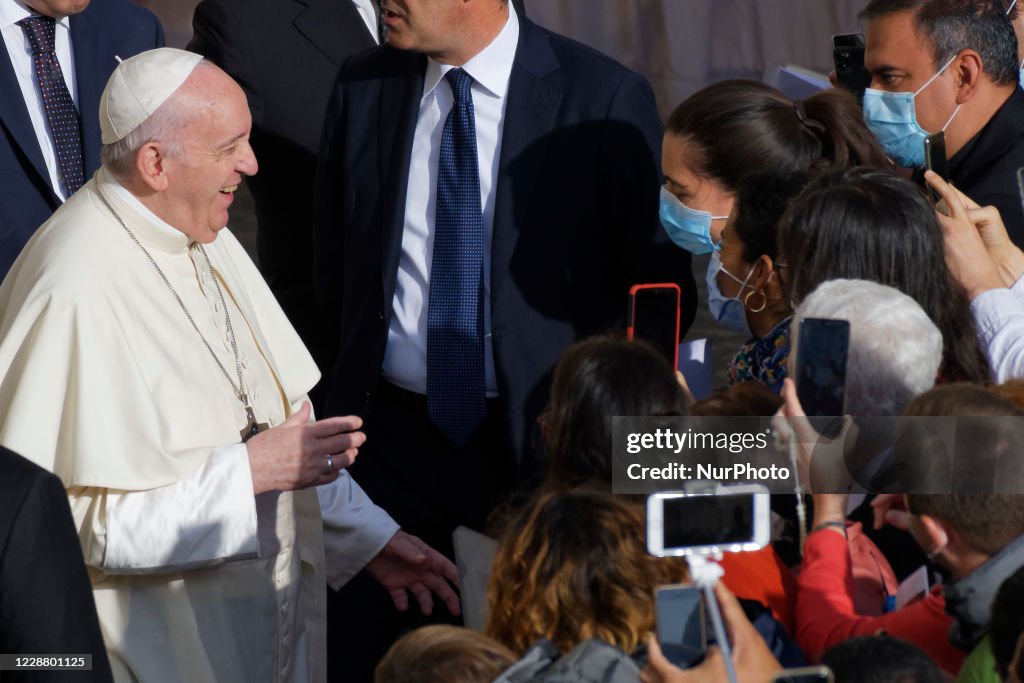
[0,0,79,201]
[351,0,380,45]
[382,0,520,397]
[971,276,1024,382]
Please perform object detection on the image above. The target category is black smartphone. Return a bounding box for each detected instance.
[832,33,871,101]
[628,283,681,369]
[655,584,706,668]
[925,132,949,204]
[1016,167,1024,219]
[795,318,850,434]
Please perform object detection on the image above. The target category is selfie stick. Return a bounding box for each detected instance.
[686,555,739,683]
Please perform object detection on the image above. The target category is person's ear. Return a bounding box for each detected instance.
[953,49,984,105]
[748,254,775,291]
[135,142,170,192]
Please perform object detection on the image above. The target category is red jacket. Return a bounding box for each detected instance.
[795,529,964,674]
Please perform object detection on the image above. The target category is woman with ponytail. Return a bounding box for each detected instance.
[660,80,890,390]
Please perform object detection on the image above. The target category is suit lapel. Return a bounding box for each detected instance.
[0,39,55,203]
[293,0,376,67]
[490,19,562,302]
[70,8,105,178]
[379,55,425,309]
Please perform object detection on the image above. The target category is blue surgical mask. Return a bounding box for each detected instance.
[660,187,728,255]
[706,250,754,336]
[862,53,962,168]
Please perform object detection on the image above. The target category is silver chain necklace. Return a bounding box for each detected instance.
[99,192,268,441]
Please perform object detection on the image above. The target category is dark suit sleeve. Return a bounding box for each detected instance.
[605,71,698,336]
[188,0,264,124]
[0,469,113,682]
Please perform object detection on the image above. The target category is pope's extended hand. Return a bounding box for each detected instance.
[365,530,461,617]
[246,401,365,494]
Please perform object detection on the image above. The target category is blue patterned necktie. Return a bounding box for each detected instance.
[426,68,485,447]
[18,15,85,196]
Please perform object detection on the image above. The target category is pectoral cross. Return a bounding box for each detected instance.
[241,405,269,442]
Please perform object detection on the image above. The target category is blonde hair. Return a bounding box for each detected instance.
[374,625,516,683]
[486,489,688,654]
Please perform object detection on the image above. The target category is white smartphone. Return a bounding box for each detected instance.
[646,485,771,557]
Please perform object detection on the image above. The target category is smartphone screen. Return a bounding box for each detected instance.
[656,585,706,668]
[661,494,755,550]
[832,33,870,101]
[628,284,681,369]
[925,132,949,204]
[795,318,850,418]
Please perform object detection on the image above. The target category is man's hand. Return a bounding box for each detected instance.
[772,379,857,492]
[246,401,365,494]
[642,582,782,683]
[869,492,910,531]
[925,170,1024,295]
[365,530,461,617]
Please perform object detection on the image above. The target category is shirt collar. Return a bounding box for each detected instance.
[422,0,520,103]
[0,0,72,32]
[97,167,192,254]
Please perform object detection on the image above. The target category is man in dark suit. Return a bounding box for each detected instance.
[0,446,113,682]
[314,0,693,677]
[188,0,524,355]
[188,0,379,353]
[0,0,162,279]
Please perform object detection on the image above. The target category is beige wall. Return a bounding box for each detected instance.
[134,0,201,49]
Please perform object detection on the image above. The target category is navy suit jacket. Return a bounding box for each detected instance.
[314,17,696,470]
[0,0,163,279]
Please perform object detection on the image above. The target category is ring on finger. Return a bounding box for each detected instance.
[324,454,334,474]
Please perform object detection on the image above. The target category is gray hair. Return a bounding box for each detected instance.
[100,59,219,181]
[792,278,943,417]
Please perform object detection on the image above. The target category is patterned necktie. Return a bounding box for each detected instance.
[426,68,485,447]
[18,15,85,196]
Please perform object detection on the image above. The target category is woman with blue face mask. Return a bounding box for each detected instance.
[716,172,807,393]
[661,80,891,337]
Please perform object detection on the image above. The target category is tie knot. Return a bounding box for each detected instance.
[445,68,474,106]
[18,15,56,55]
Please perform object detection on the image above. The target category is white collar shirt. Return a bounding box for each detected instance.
[382,1,520,397]
[0,0,79,201]
[351,0,380,45]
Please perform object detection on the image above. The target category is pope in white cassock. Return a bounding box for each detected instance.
[0,48,459,682]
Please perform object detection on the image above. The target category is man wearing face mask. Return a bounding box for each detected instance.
[861,0,1024,245]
